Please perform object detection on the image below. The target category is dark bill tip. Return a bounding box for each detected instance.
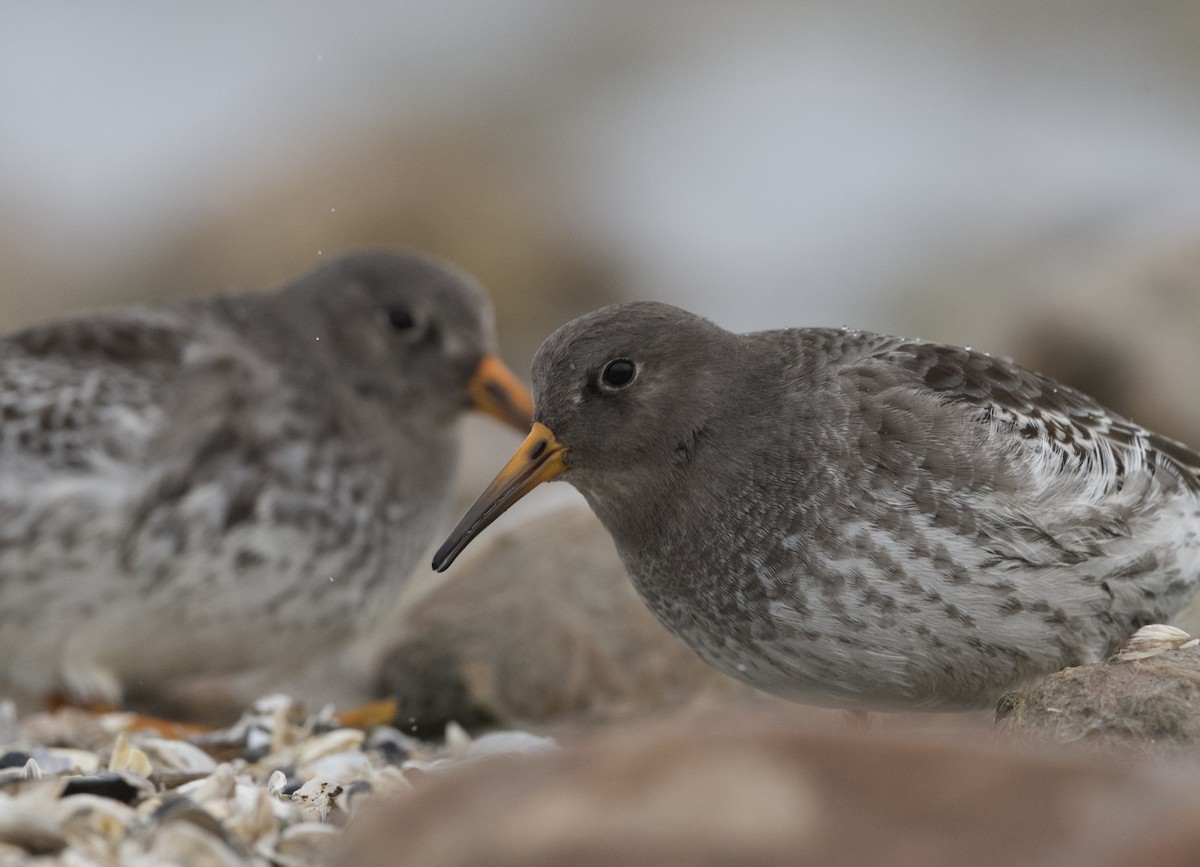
[432,422,568,571]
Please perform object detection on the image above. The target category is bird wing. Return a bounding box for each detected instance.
[795,329,1200,589]
[848,334,1200,498]
[0,307,294,546]
[0,309,193,475]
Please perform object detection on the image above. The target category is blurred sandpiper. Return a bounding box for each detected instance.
[0,251,532,708]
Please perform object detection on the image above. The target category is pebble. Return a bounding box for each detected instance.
[0,692,555,864]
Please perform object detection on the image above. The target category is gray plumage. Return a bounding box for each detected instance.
[436,301,1200,710]
[0,251,523,706]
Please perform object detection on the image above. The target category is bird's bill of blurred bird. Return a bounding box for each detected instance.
[432,421,567,571]
[467,354,535,431]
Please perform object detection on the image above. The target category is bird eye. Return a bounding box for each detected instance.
[600,358,637,389]
[385,307,416,331]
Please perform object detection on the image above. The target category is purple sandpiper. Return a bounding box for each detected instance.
[435,302,1200,710]
[0,251,532,708]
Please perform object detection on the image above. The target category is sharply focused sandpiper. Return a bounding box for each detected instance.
[0,251,532,708]
[435,301,1200,709]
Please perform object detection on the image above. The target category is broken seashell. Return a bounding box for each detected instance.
[266,769,289,798]
[291,776,344,822]
[0,784,69,855]
[175,763,238,805]
[443,721,472,759]
[300,749,375,786]
[137,736,219,777]
[467,730,558,758]
[144,816,247,867]
[292,728,366,768]
[274,821,340,866]
[108,734,153,777]
[1115,624,1200,661]
[30,747,101,776]
[59,793,136,862]
[369,765,413,800]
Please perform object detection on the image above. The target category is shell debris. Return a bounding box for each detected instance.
[1114,624,1200,662]
[0,692,556,864]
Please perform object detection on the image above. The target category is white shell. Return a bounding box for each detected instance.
[223,785,281,847]
[59,794,136,862]
[467,730,558,758]
[443,721,472,758]
[108,733,153,778]
[300,749,375,786]
[292,728,365,767]
[274,821,341,866]
[175,763,239,804]
[290,776,344,822]
[370,764,414,800]
[0,784,69,855]
[136,736,219,776]
[141,819,246,867]
[31,747,102,775]
[1115,624,1200,661]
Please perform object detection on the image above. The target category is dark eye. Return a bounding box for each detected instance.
[600,358,637,389]
[386,307,416,331]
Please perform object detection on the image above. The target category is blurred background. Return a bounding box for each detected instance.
[2,0,1199,416]
[5,0,1200,451]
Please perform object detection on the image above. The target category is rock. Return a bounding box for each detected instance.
[374,507,765,733]
[997,629,1200,756]
[334,708,1200,867]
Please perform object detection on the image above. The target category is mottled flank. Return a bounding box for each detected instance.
[440,302,1200,711]
[0,251,518,707]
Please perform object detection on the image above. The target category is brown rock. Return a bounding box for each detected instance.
[374,507,764,733]
[334,709,1200,867]
[996,640,1200,755]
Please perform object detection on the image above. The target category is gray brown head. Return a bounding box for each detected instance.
[433,301,733,569]
[265,251,534,431]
